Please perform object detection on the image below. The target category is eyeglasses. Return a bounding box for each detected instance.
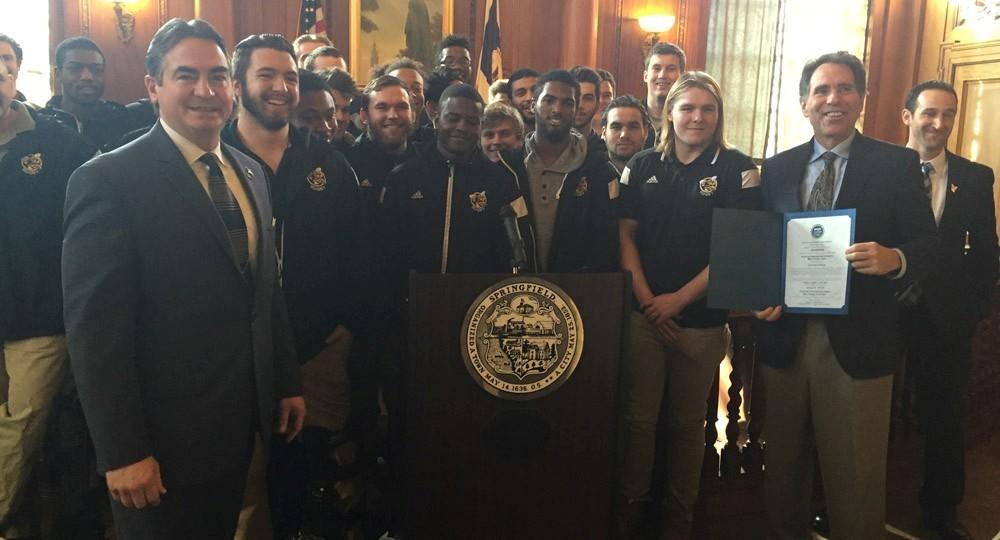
[442,57,471,67]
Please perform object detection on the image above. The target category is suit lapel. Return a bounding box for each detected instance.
[835,132,871,210]
[149,124,249,278]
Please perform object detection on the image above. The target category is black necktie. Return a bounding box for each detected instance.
[806,152,838,211]
[198,153,249,273]
[920,161,934,200]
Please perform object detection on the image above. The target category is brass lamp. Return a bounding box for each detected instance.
[639,14,676,58]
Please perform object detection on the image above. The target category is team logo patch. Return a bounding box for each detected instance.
[410,190,424,200]
[698,176,718,196]
[360,178,373,188]
[575,177,588,197]
[20,153,42,175]
[306,167,327,192]
[469,191,487,212]
[645,176,659,184]
[461,277,585,400]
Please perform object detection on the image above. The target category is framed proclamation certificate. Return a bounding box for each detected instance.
[708,208,856,315]
[781,209,856,314]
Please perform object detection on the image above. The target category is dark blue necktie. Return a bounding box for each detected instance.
[920,161,934,200]
[199,153,249,273]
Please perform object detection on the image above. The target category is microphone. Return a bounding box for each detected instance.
[499,204,527,273]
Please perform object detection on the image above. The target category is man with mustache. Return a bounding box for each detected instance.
[498,69,619,274]
[0,60,94,540]
[221,34,370,538]
[509,68,539,134]
[345,75,417,213]
[642,42,686,149]
[42,37,136,151]
[600,95,650,175]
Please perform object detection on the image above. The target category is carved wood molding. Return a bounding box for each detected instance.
[159,0,168,26]
[677,0,689,45]
[80,0,91,36]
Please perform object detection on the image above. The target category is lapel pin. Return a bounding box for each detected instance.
[950,183,958,193]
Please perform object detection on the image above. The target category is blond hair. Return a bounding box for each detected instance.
[656,71,728,155]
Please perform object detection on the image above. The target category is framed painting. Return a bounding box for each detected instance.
[349,0,454,83]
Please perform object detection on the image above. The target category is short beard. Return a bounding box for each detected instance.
[367,125,409,154]
[538,121,570,143]
[243,96,288,132]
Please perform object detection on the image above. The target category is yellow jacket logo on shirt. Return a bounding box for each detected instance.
[307,167,327,192]
[20,153,42,175]
[469,191,487,212]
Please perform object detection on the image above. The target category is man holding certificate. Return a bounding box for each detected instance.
[753,52,937,540]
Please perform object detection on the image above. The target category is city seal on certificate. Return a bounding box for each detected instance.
[460,277,584,400]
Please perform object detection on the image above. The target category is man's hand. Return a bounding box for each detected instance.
[277,396,306,442]
[845,242,901,275]
[655,319,682,343]
[641,292,689,326]
[753,305,783,322]
[106,456,166,509]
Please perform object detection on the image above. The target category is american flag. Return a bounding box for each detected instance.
[299,0,327,36]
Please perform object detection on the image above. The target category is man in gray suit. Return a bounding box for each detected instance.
[62,18,305,539]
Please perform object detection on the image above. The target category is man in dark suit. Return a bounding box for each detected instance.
[753,51,938,539]
[61,19,305,539]
[900,80,998,540]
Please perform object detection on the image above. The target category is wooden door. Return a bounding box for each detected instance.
[940,40,1000,238]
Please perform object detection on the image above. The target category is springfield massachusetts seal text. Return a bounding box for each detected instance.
[461,277,584,400]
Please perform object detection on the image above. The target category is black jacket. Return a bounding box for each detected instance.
[0,104,94,341]
[223,123,372,361]
[379,145,518,310]
[344,132,417,214]
[915,151,998,339]
[41,95,141,152]
[497,141,620,274]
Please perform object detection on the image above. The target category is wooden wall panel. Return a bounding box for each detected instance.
[55,0,702,105]
[862,0,925,145]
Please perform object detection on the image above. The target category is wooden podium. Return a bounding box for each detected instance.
[403,273,629,539]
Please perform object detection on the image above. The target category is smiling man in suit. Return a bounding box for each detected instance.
[61,19,305,539]
[753,51,938,539]
[900,80,998,540]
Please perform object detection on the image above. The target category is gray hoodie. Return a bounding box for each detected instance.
[522,131,587,271]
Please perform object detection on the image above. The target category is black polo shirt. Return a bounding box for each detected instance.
[618,144,760,327]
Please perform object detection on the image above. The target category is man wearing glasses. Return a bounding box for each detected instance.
[437,34,473,84]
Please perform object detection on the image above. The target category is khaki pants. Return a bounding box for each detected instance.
[618,313,726,519]
[234,436,271,540]
[762,318,893,540]
[0,336,68,536]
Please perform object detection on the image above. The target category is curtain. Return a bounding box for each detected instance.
[706,0,782,160]
[706,0,870,159]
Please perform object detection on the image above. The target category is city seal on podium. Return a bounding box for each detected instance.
[460,277,584,400]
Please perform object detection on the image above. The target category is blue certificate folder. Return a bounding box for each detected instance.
[707,208,856,315]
